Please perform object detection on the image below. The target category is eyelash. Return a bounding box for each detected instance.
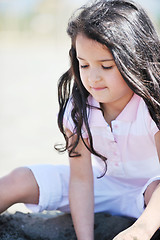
[102,66,113,70]
[80,65,113,70]
[80,65,88,69]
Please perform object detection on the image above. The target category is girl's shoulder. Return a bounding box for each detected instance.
[63,96,90,137]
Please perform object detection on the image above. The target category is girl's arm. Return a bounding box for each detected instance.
[66,129,94,240]
[113,130,160,240]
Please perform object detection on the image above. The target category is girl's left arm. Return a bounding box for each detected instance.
[113,130,160,240]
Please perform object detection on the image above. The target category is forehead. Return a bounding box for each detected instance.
[75,34,113,60]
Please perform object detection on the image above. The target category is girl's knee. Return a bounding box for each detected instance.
[4,167,39,204]
[8,167,34,189]
[9,167,29,182]
[144,180,160,206]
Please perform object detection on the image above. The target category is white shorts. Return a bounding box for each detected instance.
[26,164,160,219]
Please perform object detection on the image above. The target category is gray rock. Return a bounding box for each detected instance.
[0,212,159,240]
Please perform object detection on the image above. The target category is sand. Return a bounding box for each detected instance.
[0,211,160,240]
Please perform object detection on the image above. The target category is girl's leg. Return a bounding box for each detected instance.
[0,167,39,213]
[144,180,160,206]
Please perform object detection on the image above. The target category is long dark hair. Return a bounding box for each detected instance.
[55,0,160,174]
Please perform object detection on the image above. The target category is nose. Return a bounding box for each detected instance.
[88,68,102,83]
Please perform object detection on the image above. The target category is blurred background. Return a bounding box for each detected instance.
[0,0,160,213]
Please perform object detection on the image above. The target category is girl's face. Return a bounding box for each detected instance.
[76,34,133,113]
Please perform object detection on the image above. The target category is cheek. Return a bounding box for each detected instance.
[117,76,130,89]
[109,70,127,87]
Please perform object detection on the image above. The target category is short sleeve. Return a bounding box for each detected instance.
[63,98,75,133]
[63,98,88,138]
[143,101,159,137]
[150,118,159,136]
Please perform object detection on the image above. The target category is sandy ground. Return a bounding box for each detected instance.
[1,211,160,240]
[0,211,136,240]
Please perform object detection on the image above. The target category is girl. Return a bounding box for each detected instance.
[0,0,160,239]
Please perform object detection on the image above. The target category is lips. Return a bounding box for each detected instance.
[91,86,107,91]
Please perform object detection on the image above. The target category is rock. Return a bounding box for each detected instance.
[0,211,160,239]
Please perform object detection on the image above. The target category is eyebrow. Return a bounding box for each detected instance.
[77,56,114,62]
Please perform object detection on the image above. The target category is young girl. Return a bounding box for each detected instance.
[0,0,160,239]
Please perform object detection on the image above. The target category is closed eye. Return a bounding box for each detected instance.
[80,65,89,69]
[102,66,113,70]
[80,65,113,69]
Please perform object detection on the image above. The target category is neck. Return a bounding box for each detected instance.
[101,105,120,127]
[100,93,134,126]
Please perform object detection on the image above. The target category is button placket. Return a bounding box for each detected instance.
[107,122,121,168]
[106,124,115,141]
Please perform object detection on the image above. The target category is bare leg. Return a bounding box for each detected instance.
[0,167,39,214]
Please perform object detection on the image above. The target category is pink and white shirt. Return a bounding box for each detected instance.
[63,94,160,180]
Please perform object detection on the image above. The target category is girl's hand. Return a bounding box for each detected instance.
[112,224,151,240]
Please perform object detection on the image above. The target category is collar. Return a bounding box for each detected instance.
[116,93,141,122]
[87,93,141,127]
